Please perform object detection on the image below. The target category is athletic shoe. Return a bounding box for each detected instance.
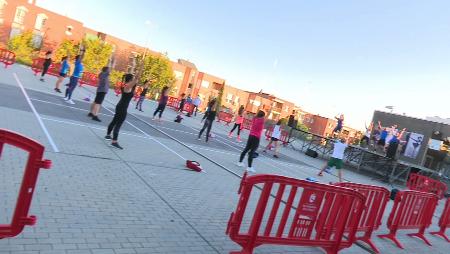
[197,137,201,141]
[92,116,101,122]
[237,136,242,142]
[63,97,69,101]
[262,150,267,153]
[40,78,44,82]
[273,154,279,158]
[317,172,323,176]
[104,135,112,140]
[54,88,62,93]
[88,113,94,117]
[236,162,244,167]
[111,142,123,149]
[228,133,232,138]
[67,99,75,105]
[245,167,256,173]
[139,109,143,112]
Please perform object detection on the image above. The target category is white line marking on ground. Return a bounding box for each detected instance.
[13,73,59,153]
[30,98,114,117]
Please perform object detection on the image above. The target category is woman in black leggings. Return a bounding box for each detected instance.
[105,73,140,149]
[152,86,169,121]
[198,99,216,142]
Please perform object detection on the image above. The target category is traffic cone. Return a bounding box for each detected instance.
[186,160,202,172]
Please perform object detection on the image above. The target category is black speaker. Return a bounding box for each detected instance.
[305,148,318,158]
[386,141,399,159]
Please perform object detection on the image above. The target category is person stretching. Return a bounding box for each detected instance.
[263,119,282,158]
[198,99,217,143]
[228,105,245,142]
[135,81,149,112]
[54,56,70,93]
[105,71,141,149]
[63,55,83,104]
[152,86,169,121]
[88,66,110,122]
[332,114,344,137]
[40,51,52,82]
[237,110,265,173]
[317,138,348,182]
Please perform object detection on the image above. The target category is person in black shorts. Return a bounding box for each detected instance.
[40,51,52,82]
[105,71,141,149]
[88,66,110,122]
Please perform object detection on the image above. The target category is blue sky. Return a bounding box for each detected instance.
[37,0,449,129]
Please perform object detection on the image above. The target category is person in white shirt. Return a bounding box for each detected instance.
[192,97,201,116]
[317,138,348,182]
[263,120,282,158]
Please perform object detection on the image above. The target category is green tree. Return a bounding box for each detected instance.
[109,69,125,87]
[54,39,78,62]
[81,38,113,73]
[7,31,37,65]
[139,53,175,93]
[216,82,225,112]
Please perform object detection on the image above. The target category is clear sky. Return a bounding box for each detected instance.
[36,0,449,129]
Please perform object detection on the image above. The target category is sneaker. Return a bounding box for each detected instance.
[236,162,244,167]
[88,112,94,117]
[67,99,75,105]
[40,78,44,82]
[317,172,323,176]
[104,135,112,140]
[273,154,279,158]
[324,168,331,174]
[197,137,201,141]
[237,136,242,142]
[56,88,62,93]
[92,116,101,122]
[228,133,232,138]
[245,167,256,173]
[139,109,143,112]
[262,150,267,153]
[63,97,69,101]
[111,142,123,149]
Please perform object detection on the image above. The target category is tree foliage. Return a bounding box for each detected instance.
[81,38,113,73]
[54,39,78,62]
[109,69,125,86]
[7,31,37,65]
[139,53,175,92]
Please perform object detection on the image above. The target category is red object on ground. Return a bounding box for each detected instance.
[226,173,366,254]
[186,160,202,172]
[217,112,233,125]
[377,190,438,249]
[430,197,450,242]
[407,173,447,199]
[0,129,51,239]
[78,72,98,87]
[336,182,390,253]
[0,48,15,68]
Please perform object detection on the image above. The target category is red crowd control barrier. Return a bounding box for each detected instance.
[430,197,450,242]
[183,103,194,115]
[377,190,438,249]
[242,118,252,130]
[226,173,366,254]
[0,48,15,68]
[78,72,98,87]
[30,58,60,76]
[265,127,290,146]
[114,82,123,96]
[0,129,51,239]
[167,96,179,109]
[217,112,233,125]
[407,173,448,199]
[336,183,390,253]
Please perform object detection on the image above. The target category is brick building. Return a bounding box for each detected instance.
[0,0,303,120]
[302,113,359,141]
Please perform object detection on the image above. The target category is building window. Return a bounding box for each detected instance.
[34,13,48,31]
[14,6,28,25]
[65,25,73,36]
[226,93,233,103]
[201,80,209,88]
[0,0,7,25]
[174,71,183,80]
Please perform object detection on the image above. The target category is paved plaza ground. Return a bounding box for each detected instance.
[0,64,448,253]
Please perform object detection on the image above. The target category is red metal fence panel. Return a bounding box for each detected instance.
[430,197,450,242]
[336,182,390,253]
[167,96,179,109]
[217,112,233,124]
[242,118,252,130]
[377,190,438,249]
[78,72,98,87]
[0,129,51,239]
[407,173,447,199]
[0,48,15,68]
[226,173,366,254]
[30,58,60,77]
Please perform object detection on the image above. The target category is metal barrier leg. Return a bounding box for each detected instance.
[378,229,404,249]
[359,233,380,254]
[430,228,450,242]
[408,228,432,246]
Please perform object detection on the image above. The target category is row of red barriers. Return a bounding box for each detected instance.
[227,173,366,254]
[166,96,194,115]
[227,174,449,253]
[0,129,51,239]
[0,48,16,68]
[31,58,60,77]
[407,173,448,199]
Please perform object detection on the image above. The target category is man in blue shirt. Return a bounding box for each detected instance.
[64,55,84,104]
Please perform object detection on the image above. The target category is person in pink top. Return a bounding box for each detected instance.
[228,105,245,142]
[237,110,265,173]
